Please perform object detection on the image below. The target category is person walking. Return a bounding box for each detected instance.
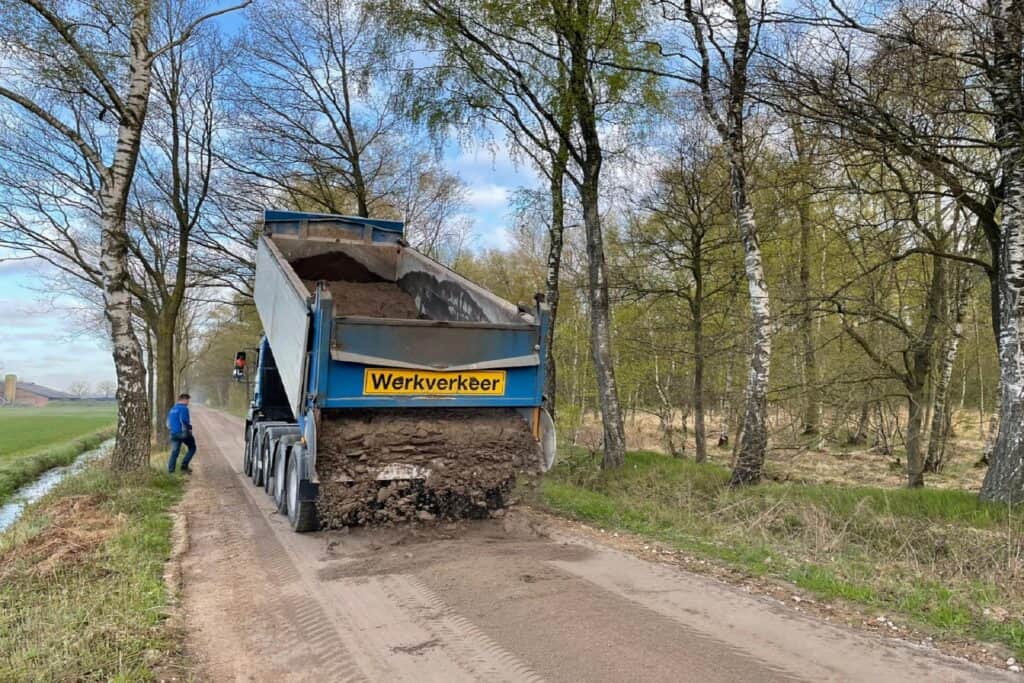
[167,393,197,474]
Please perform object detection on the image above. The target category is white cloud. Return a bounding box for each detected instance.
[465,184,510,210]
[478,225,514,251]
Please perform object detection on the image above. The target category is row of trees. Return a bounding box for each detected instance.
[2,0,1023,503]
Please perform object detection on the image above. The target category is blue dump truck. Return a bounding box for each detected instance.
[242,210,556,531]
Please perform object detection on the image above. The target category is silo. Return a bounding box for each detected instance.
[4,374,16,403]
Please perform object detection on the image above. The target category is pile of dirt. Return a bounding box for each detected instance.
[290,252,420,318]
[316,409,541,527]
[301,279,420,318]
[290,251,382,282]
[0,495,122,578]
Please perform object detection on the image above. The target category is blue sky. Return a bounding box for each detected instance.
[0,144,534,392]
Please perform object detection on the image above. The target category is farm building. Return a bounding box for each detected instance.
[1,375,77,407]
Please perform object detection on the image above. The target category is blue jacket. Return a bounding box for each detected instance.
[167,403,192,435]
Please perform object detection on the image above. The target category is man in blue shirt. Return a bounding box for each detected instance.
[167,393,197,474]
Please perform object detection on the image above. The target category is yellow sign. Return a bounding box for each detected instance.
[363,368,507,396]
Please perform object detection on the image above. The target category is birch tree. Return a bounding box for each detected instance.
[129,9,229,439]
[650,0,774,484]
[0,0,247,470]
[980,0,1024,502]
[775,0,1024,501]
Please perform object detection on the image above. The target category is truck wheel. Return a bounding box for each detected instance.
[286,451,318,532]
[243,425,254,476]
[263,440,276,494]
[252,440,266,487]
[273,447,289,514]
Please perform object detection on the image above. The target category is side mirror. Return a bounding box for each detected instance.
[233,351,247,382]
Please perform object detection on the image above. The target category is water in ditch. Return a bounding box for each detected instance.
[0,439,113,534]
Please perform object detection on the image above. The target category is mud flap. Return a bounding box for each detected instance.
[298,478,319,503]
[538,408,556,472]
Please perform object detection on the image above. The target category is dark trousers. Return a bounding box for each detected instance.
[168,432,197,473]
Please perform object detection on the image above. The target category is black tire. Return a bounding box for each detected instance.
[273,446,289,514]
[263,440,276,494]
[286,449,318,532]
[243,424,254,476]
[252,438,266,487]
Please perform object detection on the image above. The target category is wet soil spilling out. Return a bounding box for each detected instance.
[316,409,540,527]
[290,251,420,318]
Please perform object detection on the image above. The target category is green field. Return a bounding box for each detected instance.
[0,402,116,457]
[0,402,117,503]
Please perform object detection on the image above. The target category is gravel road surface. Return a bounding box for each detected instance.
[179,407,1013,682]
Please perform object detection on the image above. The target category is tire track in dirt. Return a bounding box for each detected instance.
[386,575,545,682]
[182,407,1017,683]
[182,409,364,682]
[184,407,539,682]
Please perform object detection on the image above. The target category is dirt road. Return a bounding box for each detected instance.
[179,407,1012,682]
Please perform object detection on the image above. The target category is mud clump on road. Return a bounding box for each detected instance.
[291,252,421,319]
[316,409,540,527]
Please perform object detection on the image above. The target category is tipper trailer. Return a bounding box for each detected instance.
[243,210,556,531]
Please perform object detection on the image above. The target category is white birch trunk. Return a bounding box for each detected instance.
[981,162,1024,501]
[925,277,969,472]
[103,15,156,471]
[981,0,1024,500]
[730,204,772,485]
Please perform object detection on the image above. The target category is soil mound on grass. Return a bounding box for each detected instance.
[0,495,122,578]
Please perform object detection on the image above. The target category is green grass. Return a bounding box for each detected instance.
[0,402,116,456]
[0,403,116,504]
[539,449,1024,658]
[0,453,185,681]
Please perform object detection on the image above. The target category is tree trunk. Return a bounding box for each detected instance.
[793,121,820,435]
[925,278,969,473]
[104,17,156,471]
[702,0,772,486]
[905,252,945,486]
[850,402,871,445]
[980,1,1024,500]
[692,258,707,463]
[981,167,1024,501]
[580,166,627,469]
[567,22,626,470]
[729,201,772,485]
[905,382,927,487]
[980,393,1000,467]
[155,317,176,442]
[693,334,707,463]
[718,362,732,447]
[543,142,568,416]
[146,323,156,427]
[102,203,152,471]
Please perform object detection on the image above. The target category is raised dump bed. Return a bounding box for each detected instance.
[245,211,555,531]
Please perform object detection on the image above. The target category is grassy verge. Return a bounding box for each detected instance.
[0,426,116,503]
[538,450,1024,658]
[0,453,185,681]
